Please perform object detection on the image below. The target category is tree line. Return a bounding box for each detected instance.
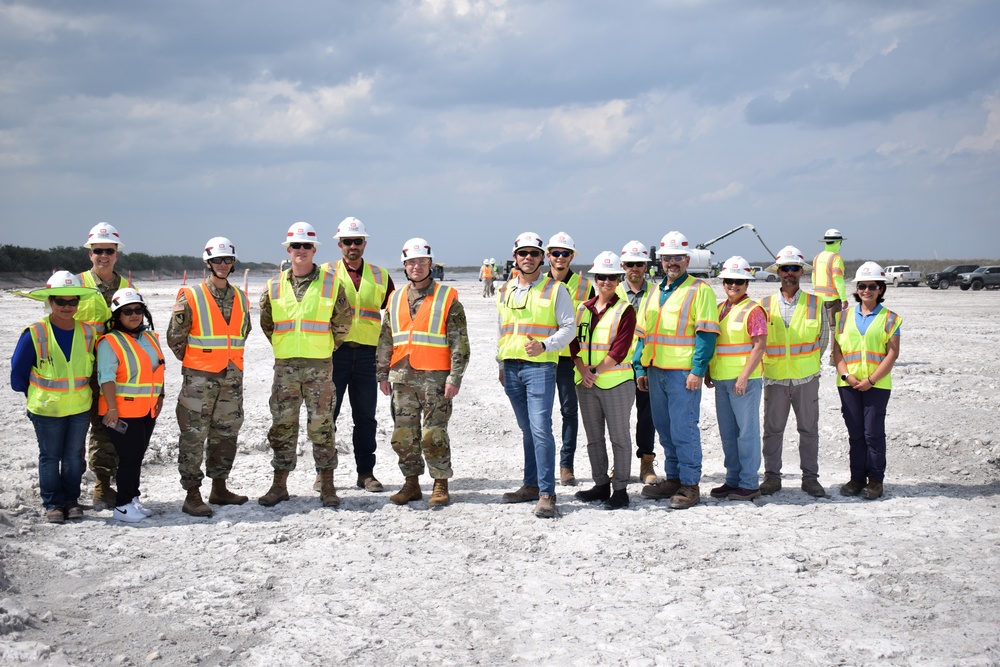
[0,245,278,274]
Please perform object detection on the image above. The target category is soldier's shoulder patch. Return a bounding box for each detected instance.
[173,303,186,312]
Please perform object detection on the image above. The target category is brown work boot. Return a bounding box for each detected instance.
[319,469,340,508]
[669,484,701,510]
[258,470,290,507]
[92,475,117,511]
[559,467,577,486]
[428,479,450,508]
[641,477,681,500]
[209,478,248,505]
[501,485,540,504]
[639,454,657,485]
[182,486,213,518]
[533,494,556,518]
[861,480,884,500]
[391,476,423,505]
[357,474,384,493]
[840,479,865,497]
[759,476,782,496]
[801,478,826,498]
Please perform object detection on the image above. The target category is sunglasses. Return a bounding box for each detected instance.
[340,238,365,246]
[52,297,80,307]
[548,250,572,258]
[660,254,686,262]
[856,282,882,291]
[91,248,117,256]
[779,265,802,273]
[722,279,748,286]
[289,243,314,250]
[208,257,235,265]
[594,274,620,282]
[622,262,646,268]
[119,306,144,317]
[516,249,543,258]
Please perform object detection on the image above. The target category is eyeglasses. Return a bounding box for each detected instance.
[516,249,542,258]
[289,243,314,250]
[779,265,802,273]
[208,257,235,265]
[52,297,80,307]
[340,238,365,246]
[856,282,882,291]
[594,274,620,283]
[622,262,646,268]
[722,279,748,286]
[91,248,117,256]
[119,306,143,317]
[548,250,572,258]
[659,254,686,262]
[403,258,430,267]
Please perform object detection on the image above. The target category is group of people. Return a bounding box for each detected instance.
[11,221,900,524]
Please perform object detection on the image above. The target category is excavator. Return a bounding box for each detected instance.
[650,223,777,279]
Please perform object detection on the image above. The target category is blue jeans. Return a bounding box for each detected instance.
[714,378,762,490]
[647,367,703,486]
[332,344,379,476]
[28,411,89,509]
[503,360,557,495]
[556,356,579,469]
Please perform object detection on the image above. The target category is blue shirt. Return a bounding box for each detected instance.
[97,332,162,386]
[854,303,901,337]
[10,322,78,396]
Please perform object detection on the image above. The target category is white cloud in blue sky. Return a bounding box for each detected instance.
[2,0,998,266]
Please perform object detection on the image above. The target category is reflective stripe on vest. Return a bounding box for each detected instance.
[388,283,456,371]
[26,319,95,416]
[181,283,249,372]
[708,298,764,381]
[640,276,719,370]
[76,272,130,332]
[559,273,594,358]
[497,277,560,363]
[573,300,634,389]
[268,269,337,359]
[835,307,901,389]
[617,280,655,362]
[760,292,821,380]
[812,251,843,300]
[97,330,165,418]
[327,260,388,346]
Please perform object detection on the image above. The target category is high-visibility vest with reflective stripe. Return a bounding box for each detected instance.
[573,300,634,389]
[480,265,494,280]
[617,280,655,364]
[26,318,96,416]
[325,260,388,346]
[558,273,594,359]
[709,298,764,381]
[760,291,822,380]
[76,272,130,332]
[179,283,249,372]
[640,276,720,370]
[497,277,561,363]
[268,269,337,359]
[812,251,844,302]
[836,307,901,389]
[97,330,165,418]
[388,283,457,371]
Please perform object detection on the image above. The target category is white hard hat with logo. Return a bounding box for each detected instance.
[203,236,237,261]
[27,271,98,300]
[620,240,650,262]
[489,257,495,264]
[333,217,370,239]
[588,251,625,275]
[483,258,490,265]
[821,228,846,242]
[84,222,123,249]
[717,256,755,281]
[766,245,813,273]
[283,222,321,247]
[400,237,433,262]
[853,261,887,283]
[513,232,544,252]
[110,287,146,312]
[659,231,690,256]
[546,232,576,252]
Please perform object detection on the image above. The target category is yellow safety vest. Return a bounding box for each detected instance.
[812,250,845,302]
[180,282,249,372]
[76,272,130,332]
[709,298,764,381]
[573,300,634,389]
[836,307,901,389]
[639,276,720,370]
[268,268,337,359]
[558,273,594,359]
[760,291,821,380]
[617,280,654,365]
[388,283,456,371]
[26,318,96,416]
[497,277,561,363]
[325,260,388,346]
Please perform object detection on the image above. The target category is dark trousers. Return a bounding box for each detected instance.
[634,382,654,457]
[838,386,891,483]
[106,414,157,507]
[333,344,379,475]
[555,356,579,469]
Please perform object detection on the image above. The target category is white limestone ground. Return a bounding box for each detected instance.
[0,276,998,666]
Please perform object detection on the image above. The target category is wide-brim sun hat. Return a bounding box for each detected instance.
[23,271,98,301]
[765,245,813,274]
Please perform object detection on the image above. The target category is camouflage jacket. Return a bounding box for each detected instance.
[167,278,253,378]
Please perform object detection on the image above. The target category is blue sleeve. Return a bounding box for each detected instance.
[97,338,118,386]
[690,330,718,377]
[632,338,646,377]
[10,329,36,395]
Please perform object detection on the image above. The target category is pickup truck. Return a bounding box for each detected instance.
[925,264,979,290]
[958,266,1000,291]
[884,265,922,287]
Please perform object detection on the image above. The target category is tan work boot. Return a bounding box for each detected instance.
[209,478,248,505]
[319,469,340,508]
[428,479,450,508]
[390,476,423,505]
[533,494,556,518]
[639,454,657,485]
[182,486,213,518]
[93,474,117,511]
[501,485,540,504]
[258,470,290,507]
[669,484,701,510]
[312,472,322,492]
[559,467,576,486]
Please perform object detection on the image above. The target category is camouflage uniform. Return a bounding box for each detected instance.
[167,279,251,490]
[82,270,126,478]
[260,265,353,472]
[376,280,470,479]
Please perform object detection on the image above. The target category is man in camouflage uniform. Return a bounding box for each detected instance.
[376,238,470,507]
[258,222,353,508]
[167,237,252,518]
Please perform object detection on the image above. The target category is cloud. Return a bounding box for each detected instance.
[954,95,1000,153]
[687,182,747,205]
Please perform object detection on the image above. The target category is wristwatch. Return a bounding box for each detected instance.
[840,373,848,382]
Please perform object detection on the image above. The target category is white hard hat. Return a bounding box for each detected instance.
[483,258,490,265]
[489,257,495,264]
[400,237,433,262]
[546,232,576,252]
[821,228,846,242]
[620,240,650,262]
[659,231,690,256]
[717,256,755,281]
[110,287,146,312]
[333,216,370,239]
[28,271,96,300]
[203,236,237,261]
[766,245,813,273]
[513,232,544,252]
[84,222,123,249]
[283,222,321,247]
[588,251,625,275]
[853,261,887,283]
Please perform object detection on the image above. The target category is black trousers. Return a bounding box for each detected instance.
[106,413,157,506]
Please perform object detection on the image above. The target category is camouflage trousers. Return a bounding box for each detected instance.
[87,375,117,477]
[267,359,337,472]
[389,380,453,479]
[176,370,245,489]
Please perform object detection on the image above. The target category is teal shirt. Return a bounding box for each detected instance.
[632,272,717,377]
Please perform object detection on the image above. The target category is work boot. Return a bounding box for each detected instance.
[759,476,782,496]
[840,479,865,497]
[641,477,681,500]
[604,489,630,510]
[639,455,657,485]
[801,478,826,498]
[669,485,701,510]
[313,473,322,492]
[560,467,577,486]
[428,479,450,508]
[391,476,423,505]
[258,470,290,507]
[209,479,248,505]
[182,486,213,518]
[533,494,556,518]
[93,475,117,511]
[861,480,884,500]
[319,469,340,508]
[357,474,384,493]
[501,485,540,504]
[574,483,611,502]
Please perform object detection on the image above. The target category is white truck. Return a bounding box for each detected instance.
[884,265,922,287]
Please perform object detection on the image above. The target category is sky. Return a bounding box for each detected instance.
[2,0,999,267]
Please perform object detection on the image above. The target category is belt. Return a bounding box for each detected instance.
[345,342,374,349]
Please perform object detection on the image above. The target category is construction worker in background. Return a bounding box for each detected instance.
[76,223,132,510]
[813,228,848,351]
[322,217,395,494]
[497,232,576,519]
[167,237,251,518]
[758,245,828,498]
[376,238,470,507]
[480,259,495,298]
[490,258,498,282]
[634,231,719,510]
[259,223,353,508]
[545,232,594,486]
[617,241,658,484]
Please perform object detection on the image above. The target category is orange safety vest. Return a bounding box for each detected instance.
[98,330,165,418]
[480,265,494,280]
[179,282,249,372]
[388,283,457,371]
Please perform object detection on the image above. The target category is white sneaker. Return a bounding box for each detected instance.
[131,497,153,517]
[113,504,146,523]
